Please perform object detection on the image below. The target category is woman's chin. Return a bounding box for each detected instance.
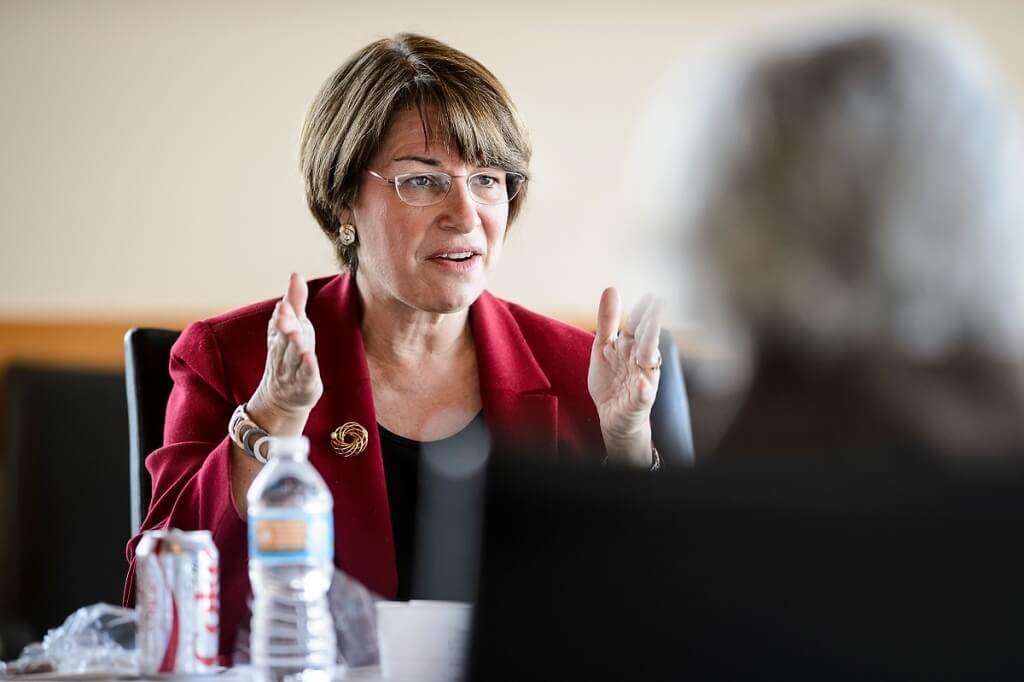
[428,294,478,314]
[421,283,484,314]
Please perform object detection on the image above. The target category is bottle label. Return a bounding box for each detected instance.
[248,509,334,563]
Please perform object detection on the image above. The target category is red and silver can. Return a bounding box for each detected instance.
[136,528,220,673]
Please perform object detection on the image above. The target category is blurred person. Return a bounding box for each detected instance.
[123,33,664,658]
[633,19,1024,460]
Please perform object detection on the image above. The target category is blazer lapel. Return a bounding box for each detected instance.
[471,291,559,456]
[305,275,397,598]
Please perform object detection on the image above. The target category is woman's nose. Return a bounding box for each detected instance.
[440,179,481,232]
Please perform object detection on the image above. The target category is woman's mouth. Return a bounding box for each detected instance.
[428,251,482,271]
[434,251,474,262]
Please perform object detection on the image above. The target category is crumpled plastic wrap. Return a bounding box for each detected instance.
[2,569,380,678]
[326,568,380,668]
[0,604,137,678]
[234,567,380,669]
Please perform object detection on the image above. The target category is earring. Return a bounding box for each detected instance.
[339,223,357,247]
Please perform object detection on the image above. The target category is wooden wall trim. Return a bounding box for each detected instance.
[0,319,197,372]
[0,314,597,373]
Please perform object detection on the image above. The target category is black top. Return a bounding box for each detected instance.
[379,413,485,600]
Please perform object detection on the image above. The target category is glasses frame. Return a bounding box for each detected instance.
[365,168,526,207]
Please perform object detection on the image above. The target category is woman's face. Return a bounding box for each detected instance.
[348,108,510,315]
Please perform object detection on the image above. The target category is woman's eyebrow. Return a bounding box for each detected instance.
[392,155,442,166]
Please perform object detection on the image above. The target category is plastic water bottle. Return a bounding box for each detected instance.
[248,435,338,682]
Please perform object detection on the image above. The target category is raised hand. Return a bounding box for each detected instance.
[250,272,323,429]
[587,287,663,466]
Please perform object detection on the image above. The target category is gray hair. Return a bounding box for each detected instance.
[660,21,1024,391]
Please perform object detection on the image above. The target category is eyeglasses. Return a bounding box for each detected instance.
[365,169,526,207]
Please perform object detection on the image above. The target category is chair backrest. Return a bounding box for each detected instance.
[3,364,131,643]
[124,327,180,536]
[650,329,695,466]
[121,325,691,533]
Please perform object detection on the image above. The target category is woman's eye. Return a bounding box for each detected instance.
[472,174,501,188]
[406,174,438,188]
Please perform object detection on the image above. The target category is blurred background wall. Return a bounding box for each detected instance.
[2,0,1022,334]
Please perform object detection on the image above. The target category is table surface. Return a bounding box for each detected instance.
[3,665,386,682]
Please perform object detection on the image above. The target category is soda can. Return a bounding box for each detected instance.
[136,528,220,673]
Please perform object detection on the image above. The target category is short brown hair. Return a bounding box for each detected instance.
[299,33,532,273]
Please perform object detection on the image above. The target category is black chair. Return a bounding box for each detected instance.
[651,329,695,466]
[124,328,180,536]
[2,364,131,651]
[121,326,692,530]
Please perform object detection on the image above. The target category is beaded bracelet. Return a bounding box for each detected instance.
[228,404,273,464]
[602,447,661,472]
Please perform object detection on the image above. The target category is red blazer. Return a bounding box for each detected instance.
[123,274,604,658]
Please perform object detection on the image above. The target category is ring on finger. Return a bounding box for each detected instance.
[636,352,662,372]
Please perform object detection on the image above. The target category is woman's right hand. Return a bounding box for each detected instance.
[232,273,322,516]
[248,272,323,434]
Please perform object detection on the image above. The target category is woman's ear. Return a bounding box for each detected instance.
[336,205,352,225]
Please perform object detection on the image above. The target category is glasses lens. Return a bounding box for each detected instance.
[395,173,452,206]
[468,172,526,205]
[505,173,525,202]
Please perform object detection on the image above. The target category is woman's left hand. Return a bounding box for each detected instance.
[588,287,663,467]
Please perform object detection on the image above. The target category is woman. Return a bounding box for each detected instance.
[124,33,663,658]
[639,21,1024,459]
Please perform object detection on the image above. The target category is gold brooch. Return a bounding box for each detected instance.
[330,421,369,457]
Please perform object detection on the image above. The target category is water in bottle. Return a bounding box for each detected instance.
[248,435,338,682]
